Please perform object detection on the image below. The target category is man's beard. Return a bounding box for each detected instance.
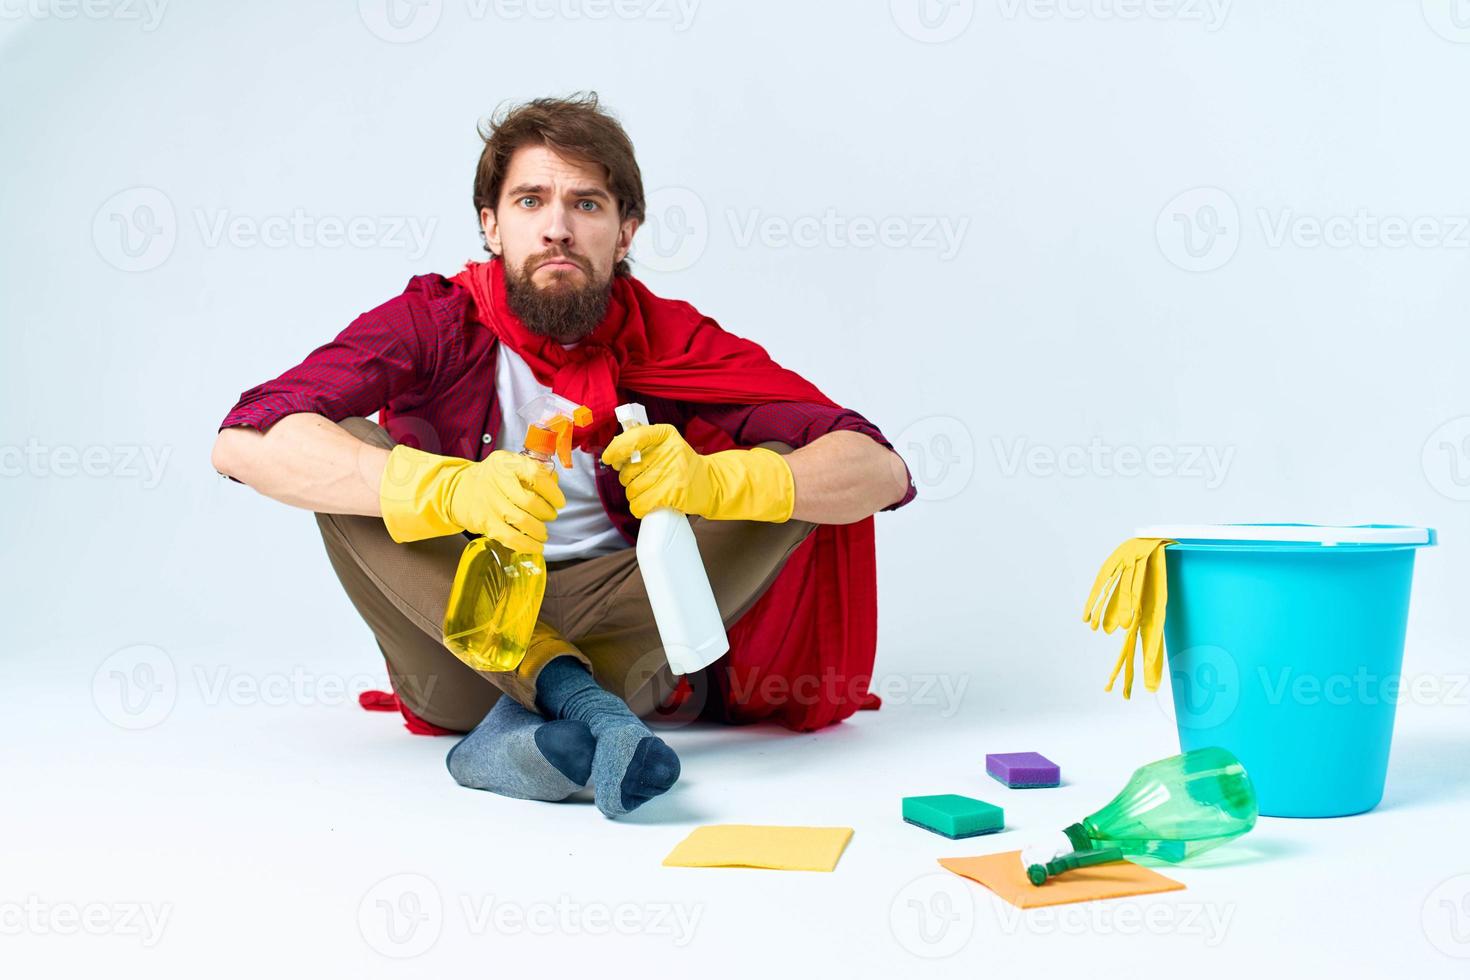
[503,249,612,344]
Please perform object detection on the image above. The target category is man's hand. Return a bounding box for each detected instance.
[601,423,794,522]
[379,445,565,552]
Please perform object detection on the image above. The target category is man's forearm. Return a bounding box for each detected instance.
[784,430,910,525]
[215,414,908,526]
[211,413,388,516]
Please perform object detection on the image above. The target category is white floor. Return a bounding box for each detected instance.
[7,639,1470,979]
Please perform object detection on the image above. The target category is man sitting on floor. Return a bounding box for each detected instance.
[211,93,915,817]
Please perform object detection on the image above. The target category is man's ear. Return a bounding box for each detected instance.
[615,216,640,266]
[480,206,500,255]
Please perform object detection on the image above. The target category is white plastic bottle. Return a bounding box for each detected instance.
[615,403,730,675]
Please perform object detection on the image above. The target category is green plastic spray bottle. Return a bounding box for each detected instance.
[1021,747,1258,878]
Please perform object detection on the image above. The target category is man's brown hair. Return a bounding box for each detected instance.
[473,92,645,277]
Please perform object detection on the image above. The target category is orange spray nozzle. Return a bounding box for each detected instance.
[517,395,593,468]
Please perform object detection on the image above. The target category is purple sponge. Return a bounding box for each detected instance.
[986,752,1060,788]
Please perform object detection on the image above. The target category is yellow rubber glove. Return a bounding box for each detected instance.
[600,423,795,522]
[378,445,566,553]
[1082,537,1173,698]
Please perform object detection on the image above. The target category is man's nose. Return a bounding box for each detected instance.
[541,201,573,247]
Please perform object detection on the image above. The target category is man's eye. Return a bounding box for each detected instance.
[576,200,599,212]
[518,196,537,208]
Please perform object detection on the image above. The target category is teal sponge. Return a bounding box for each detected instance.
[902,794,1004,839]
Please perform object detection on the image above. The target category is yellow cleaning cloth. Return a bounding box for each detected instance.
[938,851,1185,909]
[662,825,854,872]
[1083,537,1174,698]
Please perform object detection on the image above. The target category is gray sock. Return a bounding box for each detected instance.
[535,656,681,818]
[445,695,595,802]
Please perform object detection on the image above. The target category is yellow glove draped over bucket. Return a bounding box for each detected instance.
[1083,537,1175,698]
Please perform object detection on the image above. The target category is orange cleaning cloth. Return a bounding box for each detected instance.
[938,850,1185,908]
[662,825,853,871]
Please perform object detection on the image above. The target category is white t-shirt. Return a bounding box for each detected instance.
[492,345,631,562]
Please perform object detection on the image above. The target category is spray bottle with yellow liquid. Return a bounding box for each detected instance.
[441,395,591,672]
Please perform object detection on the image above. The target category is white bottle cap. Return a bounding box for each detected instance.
[615,403,650,464]
[616,403,649,428]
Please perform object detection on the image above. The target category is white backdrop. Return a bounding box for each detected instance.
[3,2,1469,976]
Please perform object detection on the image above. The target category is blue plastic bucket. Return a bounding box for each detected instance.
[1139,524,1437,818]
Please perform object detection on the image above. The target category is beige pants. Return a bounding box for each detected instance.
[315,417,816,731]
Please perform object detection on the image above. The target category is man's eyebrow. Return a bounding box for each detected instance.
[504,182,613,202]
